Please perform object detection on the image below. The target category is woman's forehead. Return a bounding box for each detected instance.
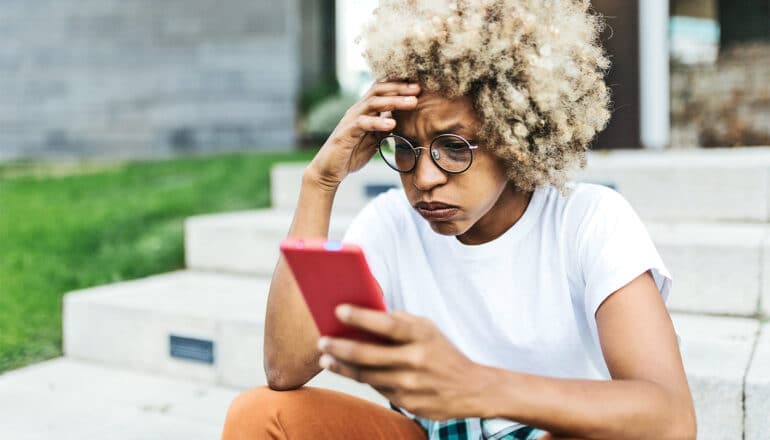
[393,92,479,133]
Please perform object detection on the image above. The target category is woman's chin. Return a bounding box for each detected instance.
[428,220,466,236]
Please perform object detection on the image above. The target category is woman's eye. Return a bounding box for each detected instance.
[444,143,466,150]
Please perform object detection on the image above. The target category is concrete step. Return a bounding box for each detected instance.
[646,222,769,317]
[271,147,770,222]
[62,270,387,405]
[746,322,770,440]
[576,147,770,223]
[185,208,770,317]
[0,358,239,440]
[61,270,769,439]
[184,208,354,277]
[270,160,402,219]
[672,314,760,440]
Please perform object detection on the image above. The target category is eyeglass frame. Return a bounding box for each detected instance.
[377,133,480,174]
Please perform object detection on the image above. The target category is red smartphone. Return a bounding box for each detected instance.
[280,238,393,345]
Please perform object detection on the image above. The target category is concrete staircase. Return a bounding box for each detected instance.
[6,147,770,439]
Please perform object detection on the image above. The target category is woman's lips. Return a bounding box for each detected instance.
[415,202,459,221]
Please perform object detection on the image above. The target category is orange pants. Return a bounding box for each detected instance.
[221,385,428,439]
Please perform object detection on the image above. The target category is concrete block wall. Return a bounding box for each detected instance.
[0,0,299,160]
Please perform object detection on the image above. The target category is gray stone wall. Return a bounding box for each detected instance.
[0,0,299,160]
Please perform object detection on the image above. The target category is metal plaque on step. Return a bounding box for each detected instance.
[169,335,214,364]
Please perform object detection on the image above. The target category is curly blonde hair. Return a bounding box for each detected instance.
[358,0,611,193]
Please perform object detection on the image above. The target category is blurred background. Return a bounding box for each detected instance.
[0,2,769,438]
[0,0,767,164]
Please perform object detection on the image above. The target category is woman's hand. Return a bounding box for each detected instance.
[306,81,420,191]
[538,433,585,440]
[316,304,492,421]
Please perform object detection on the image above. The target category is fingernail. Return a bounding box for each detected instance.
[403,96,416,103]
[319,354,334,368]
[409,83,419,89]
[336,305,352,320]
[318,337,330,350]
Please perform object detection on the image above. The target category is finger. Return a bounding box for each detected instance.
[318,336,416,367]
[348,115,396,143]
[371,384,397,396]
[320,354,359,381]
[322,355,405,389]
[349,115,396,139]
[363,95,418,114]
[320,354,369,384]
[359,367,411,390]
[365,81,421,99]
[336,304,417,343]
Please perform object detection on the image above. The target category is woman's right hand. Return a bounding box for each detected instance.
[306,81,421,191]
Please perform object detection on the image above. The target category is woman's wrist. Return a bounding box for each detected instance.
[469,364,526,420]
[459,363,507,419]
[302,164,341,195]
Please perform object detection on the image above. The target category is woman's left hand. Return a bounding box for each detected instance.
[317,304,492,421]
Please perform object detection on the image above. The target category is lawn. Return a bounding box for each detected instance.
[0,150,315,373]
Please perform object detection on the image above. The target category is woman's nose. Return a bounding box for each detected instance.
[411,148,447,191]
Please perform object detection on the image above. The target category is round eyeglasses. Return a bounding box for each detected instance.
[377,133,479,174]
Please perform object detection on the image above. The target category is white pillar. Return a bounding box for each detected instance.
[334,0,350,92]
[335,0,378,95]
[639,0,671,149]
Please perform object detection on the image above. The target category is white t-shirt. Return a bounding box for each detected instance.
[342,181,673,431]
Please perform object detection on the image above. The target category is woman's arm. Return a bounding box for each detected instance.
[263,80,421,390]
[475,271,696,440]
[263,172,338,390]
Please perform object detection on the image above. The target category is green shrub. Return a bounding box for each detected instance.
[301,93,359,139]
[299,77,341,116]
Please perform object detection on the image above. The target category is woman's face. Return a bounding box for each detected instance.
[392,91,529,244]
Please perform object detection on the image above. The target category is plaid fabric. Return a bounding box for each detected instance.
[389,403,548,440]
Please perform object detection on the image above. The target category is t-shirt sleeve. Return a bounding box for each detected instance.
[577,187,674,349]
[341,191,399,311]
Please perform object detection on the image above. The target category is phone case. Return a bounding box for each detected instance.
[280,238,392,345]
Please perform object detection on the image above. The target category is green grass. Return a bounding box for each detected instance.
[0,150,315,373]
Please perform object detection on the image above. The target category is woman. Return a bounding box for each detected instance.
[222,0,696,439]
